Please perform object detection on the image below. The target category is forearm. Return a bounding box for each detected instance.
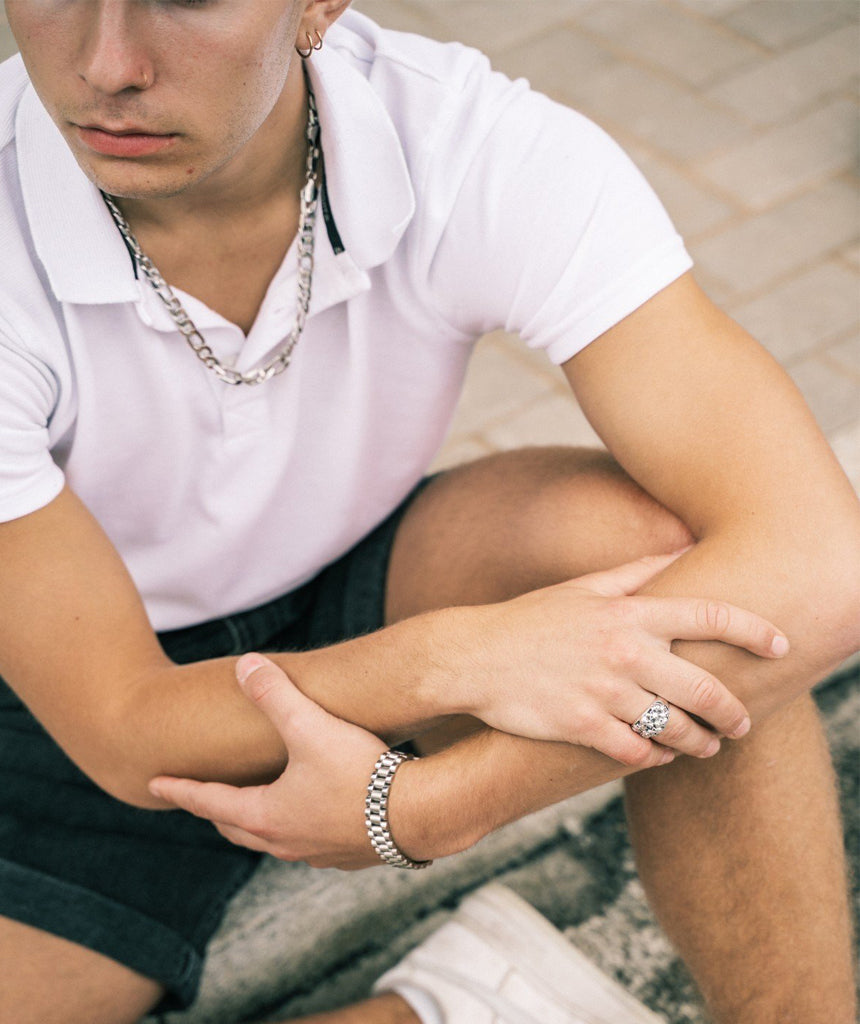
[116,607,465,807]
[392,727,636,860]
[393,523,860,860]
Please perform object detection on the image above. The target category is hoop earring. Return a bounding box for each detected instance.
[296,28,324,59]
[140,72,150,89]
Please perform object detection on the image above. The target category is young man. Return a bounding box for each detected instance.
[0,2,857,1023]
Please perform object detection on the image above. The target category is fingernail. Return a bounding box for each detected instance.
[699,738,721,758]
[770,635,790,657]
[148,781,162,798]
[236,653,266,684]
[659,750,675,765]
[732,716,751,739]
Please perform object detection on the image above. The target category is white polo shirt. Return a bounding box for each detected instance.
[0,11,693,632]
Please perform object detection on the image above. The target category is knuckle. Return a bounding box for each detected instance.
[606,598,637,625]
[575,708,600,737]
[689,673,720,712]
[244,667,279,703]
[699,600,731,636]
[619,740,654,767]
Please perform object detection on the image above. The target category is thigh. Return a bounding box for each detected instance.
[386,446,692,623]
[0,916,163,1024]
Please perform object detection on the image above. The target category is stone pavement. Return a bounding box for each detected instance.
[1,1,857,486]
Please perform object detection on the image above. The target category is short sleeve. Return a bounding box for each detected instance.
[0,329,64,522]
[427,83,693,364]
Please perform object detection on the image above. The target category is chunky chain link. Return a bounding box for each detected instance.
[101,90,321,387]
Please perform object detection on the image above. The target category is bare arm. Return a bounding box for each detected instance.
[0,488,472,806]
[397,272,860,855]
[153,272,860,865]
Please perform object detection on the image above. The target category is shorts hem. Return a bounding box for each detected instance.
[0,859,201,1010]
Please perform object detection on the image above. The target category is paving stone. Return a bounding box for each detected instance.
[491,25,612,102]
[672,0,749,15]
[429,434,493,472]
[690,179,860,298]
[728,262,860,364]
[723,0,858,51]
[412,1,582,56]
[623,140,737,240]
[560,60,749,162]
[571,0,761,88]
[352,0,442,36]
[696,98,859,210]
[788,354,860,433]
[706,22,860,127]
[444,334,558,438]
[484,392,605,451]
[825,334,860,375]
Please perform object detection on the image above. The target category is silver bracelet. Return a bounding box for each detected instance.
[365,750,433,870]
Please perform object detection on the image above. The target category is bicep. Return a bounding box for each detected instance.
[0,486,171,781]
[563,272,860,713]
[563,271,852,537]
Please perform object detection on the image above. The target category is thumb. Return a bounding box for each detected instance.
[577,547,692,598]
[236,653,327,749]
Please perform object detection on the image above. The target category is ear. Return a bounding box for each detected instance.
[298,0,352,42]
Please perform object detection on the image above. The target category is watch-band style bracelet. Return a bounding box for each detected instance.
[365,749,433,870]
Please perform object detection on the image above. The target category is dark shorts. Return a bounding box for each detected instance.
[0,481,429,1012]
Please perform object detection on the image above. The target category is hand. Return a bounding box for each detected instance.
[452,550,790,764]
[149,654,389,869]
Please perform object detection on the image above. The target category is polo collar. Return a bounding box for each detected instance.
[16,86,140,306]
[306,38,415,271]
[16,34,416,307]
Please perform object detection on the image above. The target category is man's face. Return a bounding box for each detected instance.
[5,0,306,200]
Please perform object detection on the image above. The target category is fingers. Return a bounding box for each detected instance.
[214,821,271,854]
[641,597,789,658]
[577,549,690,598]
[589,720,676,768]
[627,696,722,759]
[632,650,750,739]
[148,775,264,830]
[235,653,327,748]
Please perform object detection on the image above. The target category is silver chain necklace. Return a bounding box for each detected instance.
[101,89,321,387]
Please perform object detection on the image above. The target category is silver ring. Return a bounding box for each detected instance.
[631,699,671,739]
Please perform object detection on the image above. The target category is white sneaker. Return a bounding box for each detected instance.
[373,883,664,1024]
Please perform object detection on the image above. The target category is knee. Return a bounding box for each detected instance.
[513,446,694,574]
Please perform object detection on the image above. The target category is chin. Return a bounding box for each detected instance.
[78,160,204,201]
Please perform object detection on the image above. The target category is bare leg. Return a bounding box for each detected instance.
[278,993,419,1023]
[0,916,164,1024]
[625,694,855,1024]
[385,448,855,1023]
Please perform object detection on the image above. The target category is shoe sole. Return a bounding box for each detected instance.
[452,883,666,1024]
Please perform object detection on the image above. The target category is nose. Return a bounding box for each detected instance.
[78,1,154,96]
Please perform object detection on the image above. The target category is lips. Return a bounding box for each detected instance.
[75,124,178,157]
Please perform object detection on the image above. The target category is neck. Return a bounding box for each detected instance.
[116,60,310,233]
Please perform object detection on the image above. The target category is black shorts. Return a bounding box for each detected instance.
[0,481,429,1012]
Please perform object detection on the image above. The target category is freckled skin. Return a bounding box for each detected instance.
[5,0,309,212]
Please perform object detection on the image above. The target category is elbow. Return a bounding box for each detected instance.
[82,746,175,810]
[774,541,860,708]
